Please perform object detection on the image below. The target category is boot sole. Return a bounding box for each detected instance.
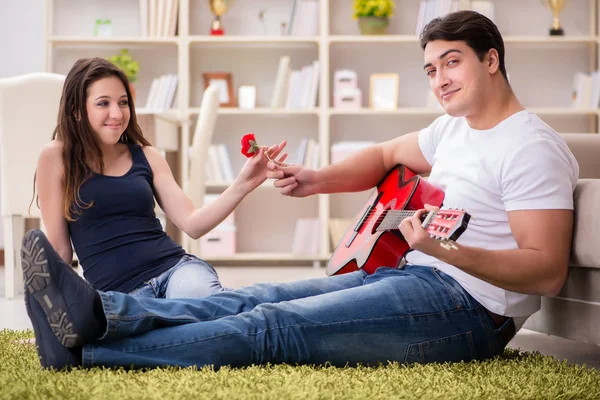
[21,230,82,348]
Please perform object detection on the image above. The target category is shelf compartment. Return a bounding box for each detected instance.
[329,35,598,45]
[201,252,331,262]
[48,36,178,45]
[188,36,319,44]
[188,108,319,116]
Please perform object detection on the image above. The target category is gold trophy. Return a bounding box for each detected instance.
[541,0,566,36]
[209,0,229,35]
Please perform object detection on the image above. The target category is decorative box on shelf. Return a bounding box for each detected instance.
[333,88,362,109]
[199,225,236,257]
[333,69,362,109]
[334,69,358,92]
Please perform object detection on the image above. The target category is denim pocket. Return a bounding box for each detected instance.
[404,331,476,364]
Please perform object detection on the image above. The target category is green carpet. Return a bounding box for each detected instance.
[2,329,599,400]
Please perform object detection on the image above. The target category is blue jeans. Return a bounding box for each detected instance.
[128,255,227,299]
[82,265,513,369]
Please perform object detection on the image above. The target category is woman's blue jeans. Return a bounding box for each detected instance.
[128,254,227,299]
[82,265,513,369]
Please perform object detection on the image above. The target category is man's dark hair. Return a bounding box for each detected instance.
[419,10,508,82]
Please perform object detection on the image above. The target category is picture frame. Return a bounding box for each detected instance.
[369,73,399,110]
[202,72,236,107]
[237,85,257,109]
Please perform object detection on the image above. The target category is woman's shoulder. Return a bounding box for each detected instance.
[37,140,64,177]
[140,144,165,163]
[39,140,63,164]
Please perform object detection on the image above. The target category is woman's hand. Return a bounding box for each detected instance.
[234,140,288,193]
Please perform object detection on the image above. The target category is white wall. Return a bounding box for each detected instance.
[0,0,46,247]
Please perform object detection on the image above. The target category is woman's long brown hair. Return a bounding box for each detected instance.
[31,57,151,221]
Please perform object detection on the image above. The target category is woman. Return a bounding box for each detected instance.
[31,57,286,299]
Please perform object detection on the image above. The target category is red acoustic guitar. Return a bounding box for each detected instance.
[326,165,471,276]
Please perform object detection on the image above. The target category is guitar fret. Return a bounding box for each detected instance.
[376,210,416,231]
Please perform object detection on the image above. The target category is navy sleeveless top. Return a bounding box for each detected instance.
[68,143,186,293]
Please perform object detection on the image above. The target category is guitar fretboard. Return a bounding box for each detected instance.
[376,210,417,231]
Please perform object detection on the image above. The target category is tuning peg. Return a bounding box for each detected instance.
[440,242,452,250]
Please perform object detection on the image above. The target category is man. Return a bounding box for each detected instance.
[24,11,578,370]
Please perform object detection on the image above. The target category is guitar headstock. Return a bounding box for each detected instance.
[421,209,471,250]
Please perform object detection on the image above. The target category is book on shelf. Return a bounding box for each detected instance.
[270,56,291,108]
[140,0,179,37]
[271,56,320,109]
[292,218,321,256]
[415,0,494,35]
[145,74,179,110]
[287,0,319,36]
[572,71,600,109]
[294,138,320,169]
[204,143,235,184]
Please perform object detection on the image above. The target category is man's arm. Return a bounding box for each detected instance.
[401,207,573,297]
[268,131,432,197]
[315,131,432,194]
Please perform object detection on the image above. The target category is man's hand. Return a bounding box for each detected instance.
[234,141,287,193]
[265,161,319,198]
[399,204,448,256]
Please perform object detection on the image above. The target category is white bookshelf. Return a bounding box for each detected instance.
[44,0,600,267]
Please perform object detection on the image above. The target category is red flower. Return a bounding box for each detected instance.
[240,133,260,158]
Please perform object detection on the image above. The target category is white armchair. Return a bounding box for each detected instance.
[183,85,220,255]
[0,72,65,299]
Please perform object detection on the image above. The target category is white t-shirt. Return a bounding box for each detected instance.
[406,110,579,325]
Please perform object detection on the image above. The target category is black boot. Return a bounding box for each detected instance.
[21,229,105,349]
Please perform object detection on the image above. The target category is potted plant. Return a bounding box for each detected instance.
[107,49,140,100]
[353,0,395,35]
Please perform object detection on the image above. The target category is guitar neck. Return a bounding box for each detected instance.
[376,210,418,232]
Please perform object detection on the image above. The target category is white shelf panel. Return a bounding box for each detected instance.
[504,36,597,44]
[329,35,597,45]
[329,35,419,43]
[529,108,600,115]
[188,107,319,116]
[201,252,331,262]
[329,108,599,116]
[188,36,319,44]
[136,108,179,115]
[329,108,444,116]
[206,182,275,191]
[48,36,179,45]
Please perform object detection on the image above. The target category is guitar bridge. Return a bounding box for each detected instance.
[345,205,372,248]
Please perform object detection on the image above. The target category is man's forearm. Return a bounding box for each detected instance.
[436,245,566,297]
[315,146,388,194]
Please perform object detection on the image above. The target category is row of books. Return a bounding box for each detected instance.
[203,139,321,185]
[286,0,319,36]
[144,74,179,110]
[204,144,235,184]
[271,57,320,109]
[416,0,495,35]
[572,71,600,109]
[295,138,320,169]
[139,0,179,37]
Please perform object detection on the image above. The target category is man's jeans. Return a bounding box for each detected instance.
[82,265,513,369]
[128,255,227,299]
